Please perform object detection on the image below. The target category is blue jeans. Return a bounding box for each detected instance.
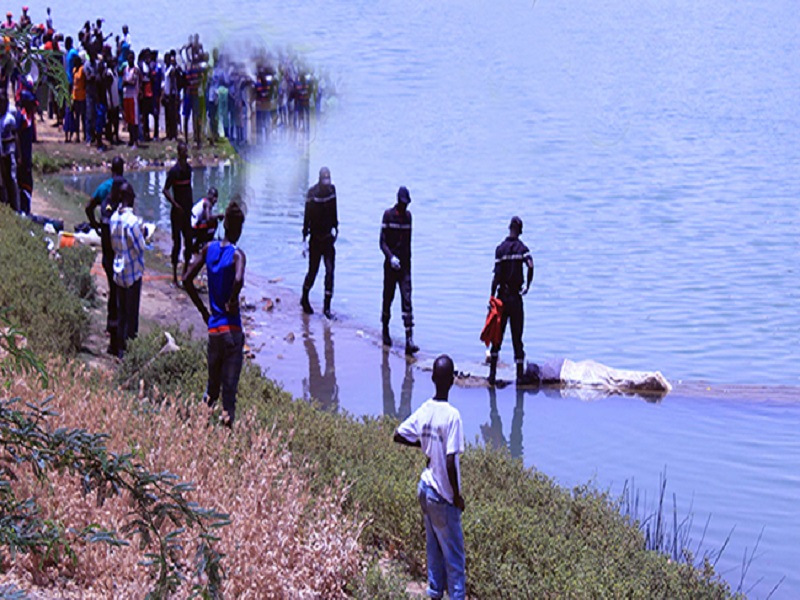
[206,330,244,424]
[417,480,466,600]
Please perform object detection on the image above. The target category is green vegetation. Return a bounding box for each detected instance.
[0,205,89,356]
[32,138,238,178]
[1,205,740,597]
[120,328,739,599]
[0,327,228,599]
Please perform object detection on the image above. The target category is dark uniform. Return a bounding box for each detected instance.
[302,178,338,314]
[380,186,419,353]
[164,160,193,271]
[490,233,533,377]
[380,205,413,329]
[86,172,126,341]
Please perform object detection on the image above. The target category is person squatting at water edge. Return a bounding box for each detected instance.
[162,141,194,286]
[85,156,127,353]
[488,216,535,387]
[301,166,338,319]
[191,186,222,253]
[380,185,419,355]
[183,201,247,427]
[394,354,467,600]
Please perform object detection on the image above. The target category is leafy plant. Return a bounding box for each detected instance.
[0,326,228,598]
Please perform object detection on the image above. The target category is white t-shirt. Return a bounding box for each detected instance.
[396,398,465,504]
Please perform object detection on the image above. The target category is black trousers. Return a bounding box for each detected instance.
[382,263,413,328]
[0,153,18,212]
[114,278,141,357]
[100,224,118,336]
[164,95,179,140]
[140,96,153,140]
[303,238,335,298]
[490,292,524,364]
[170,207,193,267]
[207,330,244,424]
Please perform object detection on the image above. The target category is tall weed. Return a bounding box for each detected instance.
[3,361,364,598]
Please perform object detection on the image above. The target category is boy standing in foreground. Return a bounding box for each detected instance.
[394,354,466,600]
[183,202,247,426]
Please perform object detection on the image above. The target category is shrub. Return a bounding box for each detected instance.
[57,245,96,304]
[4,359,365,598]
[0,204,87,356]
[112,325,739,598]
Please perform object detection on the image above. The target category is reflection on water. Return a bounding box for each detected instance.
[301,318,339,412]
[482,387,529,460]
[381,349,413,420]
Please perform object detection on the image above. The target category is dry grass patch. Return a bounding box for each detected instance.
[1,361,365,598]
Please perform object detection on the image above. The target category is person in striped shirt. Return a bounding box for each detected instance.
[110,181,145,358]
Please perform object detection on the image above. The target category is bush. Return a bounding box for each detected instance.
[115,327,208,399]
[0,204,87,356]
[4,358,365,598]
[57,245,96,304]
[126,325,739,598]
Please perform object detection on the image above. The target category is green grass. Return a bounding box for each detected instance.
[118,327,740,599]
[2,198,741,598]
[0,204,91,356]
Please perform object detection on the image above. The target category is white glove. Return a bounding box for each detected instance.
[390,255,401,270]
[302,240,309,258]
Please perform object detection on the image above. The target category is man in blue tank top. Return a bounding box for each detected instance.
[183,201,247,426]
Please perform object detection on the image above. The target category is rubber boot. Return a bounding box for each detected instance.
[405,327,419,355]
[382,323,392,347]
[301,288,313,315]
[488,355,498,386]
[516,361,535,386]
[323,295,332,320]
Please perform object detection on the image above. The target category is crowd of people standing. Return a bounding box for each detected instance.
[0,6,334,170]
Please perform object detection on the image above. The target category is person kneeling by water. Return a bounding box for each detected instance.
[183,201,247,426]
[191,186,222,253]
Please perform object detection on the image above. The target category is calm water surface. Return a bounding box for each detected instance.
[64,0,799,596]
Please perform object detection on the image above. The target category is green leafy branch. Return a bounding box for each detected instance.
[0,322,229,598]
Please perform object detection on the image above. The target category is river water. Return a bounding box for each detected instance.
[63,0,800,596]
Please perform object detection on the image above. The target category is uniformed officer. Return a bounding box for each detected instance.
[301,166,338,319]
[380,186,419,355]
[488,216,534,386]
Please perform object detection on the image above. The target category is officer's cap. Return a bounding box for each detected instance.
[397,186,411,204]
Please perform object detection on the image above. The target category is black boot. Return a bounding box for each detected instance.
[488,355,498,386]
[516,361,535,386]
[323,294,333,320]
[382,323,392,347]
[405,327,419,355]
[301,289,313,314]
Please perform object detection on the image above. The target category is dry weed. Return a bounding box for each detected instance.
[2,360,365,598]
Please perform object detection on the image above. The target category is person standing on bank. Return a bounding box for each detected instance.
[380,185,419,355]
[163,141,193,286]
[301,166,338,319]
[488,216,534,386]
[85,156,126,352]
[110,181,145,358]
[394,354,466,600]
[183,201,247,427]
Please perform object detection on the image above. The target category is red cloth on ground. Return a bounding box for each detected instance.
[480,296,504,347]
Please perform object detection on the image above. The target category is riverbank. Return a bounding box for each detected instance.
[10,132,744,598]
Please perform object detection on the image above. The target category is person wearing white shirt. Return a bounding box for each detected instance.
[394,354,466,600]
[110,181,145,358]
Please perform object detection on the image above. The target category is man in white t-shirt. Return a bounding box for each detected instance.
[394,354,466,600]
